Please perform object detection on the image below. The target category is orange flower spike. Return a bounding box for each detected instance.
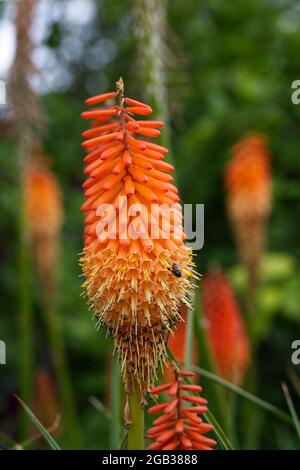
[202,270,250,384]
[225,133,272,296]
[25,158,63,239]
[81,78,195,395]
[147,371,216,450]
[25,152,63,302]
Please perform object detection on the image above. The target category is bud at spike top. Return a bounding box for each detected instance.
[81,78,195,395]
[202,270,250,384]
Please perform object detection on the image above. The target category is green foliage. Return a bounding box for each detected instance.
[0,0,299,450]
[16,397,61,450]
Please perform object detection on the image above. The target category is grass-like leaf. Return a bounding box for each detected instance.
[120,433,128,450]
[282,383,300,442]
[191,365,293,425]
[193,293,228,428]
[205,411,234,450]
[0,433,17,448]
[89,396,111,420]
[16,395,61,450]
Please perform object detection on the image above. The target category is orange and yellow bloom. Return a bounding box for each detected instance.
[81,79,195,395]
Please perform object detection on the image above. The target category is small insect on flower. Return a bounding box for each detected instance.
[172,264,181,278]
[169,263,182,278]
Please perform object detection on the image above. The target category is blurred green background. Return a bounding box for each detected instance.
[0,0,300,450]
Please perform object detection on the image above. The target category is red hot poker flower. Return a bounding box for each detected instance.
[147,371,216,450]
[202,270,250,384]
[25,151,63,302]
[81,78,195,395]
[225,133,271,297]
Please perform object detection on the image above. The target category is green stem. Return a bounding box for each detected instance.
[127,388,144,450]
[45,307,82,449]
[242,294,260,449]
[110,355,121,449]
[19,180,34,440]
[184,298,195,370]
[282,382,300,442]
[227,387,239,448]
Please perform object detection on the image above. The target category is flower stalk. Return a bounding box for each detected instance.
[127,387,144,450]
[8,0,43,438]
[110,356,121,449]
[18,178,34,438]
[25,153,81,448]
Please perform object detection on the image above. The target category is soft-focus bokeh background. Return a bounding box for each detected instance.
[0,0,300,450]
